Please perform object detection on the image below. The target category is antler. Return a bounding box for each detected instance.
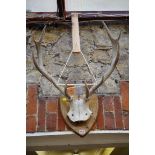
[87,21,121,97]
[32,25,70,99]
[32,21,120,100]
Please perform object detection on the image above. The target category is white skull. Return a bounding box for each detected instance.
[67,97,92,122]
[67,86,92,122]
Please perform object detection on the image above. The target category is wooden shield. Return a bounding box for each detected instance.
[60,95,98,137]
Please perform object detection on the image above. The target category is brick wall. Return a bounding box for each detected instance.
[26,81,129,133]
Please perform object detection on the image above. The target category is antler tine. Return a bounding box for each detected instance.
[32,25,46,67]
[102,21,121,42]
[88,21,121,97]
[32,26,70,99]
[38,25,46,43]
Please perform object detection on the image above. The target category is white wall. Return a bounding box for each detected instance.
[26,0,57,12]
[26,0,128,12]
[66,0,129,11]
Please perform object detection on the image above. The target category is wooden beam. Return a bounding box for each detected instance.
[26,130,129,151]
[26,11,129,26]
[71,13,81,53]
[57,0,66,18]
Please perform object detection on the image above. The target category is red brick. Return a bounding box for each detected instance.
[26,116,36,132]
[58,99,65,131]
[46,113,57,131]
[120,81,129,111]
[37,98,46,131]
[47,98,58,113]
[104,112,115,129]
[115,112,123,129]
[103,96,114,111]
[97,96,104,129]
[26,84,38,115]
[114,96,122,111]
[122,111,129,129]
[114,96,123,129]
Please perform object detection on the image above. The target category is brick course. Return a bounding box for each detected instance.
[26,84,38,115]
[122,111,129,129]
[46,113,57,131]
[120,81,129,111]
[37,98,46,131]
[97,96,104,129]
[26,81,129,133]
[103,96,114,112]
[47,98,58,113]
[26,116,36,132]
[114,96,123,129]
[104,112,115,129]
[57,99,65,131]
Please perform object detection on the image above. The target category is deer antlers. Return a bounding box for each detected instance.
[87,21,121,97]
[32,21,120,100]
[32,25,70,100]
